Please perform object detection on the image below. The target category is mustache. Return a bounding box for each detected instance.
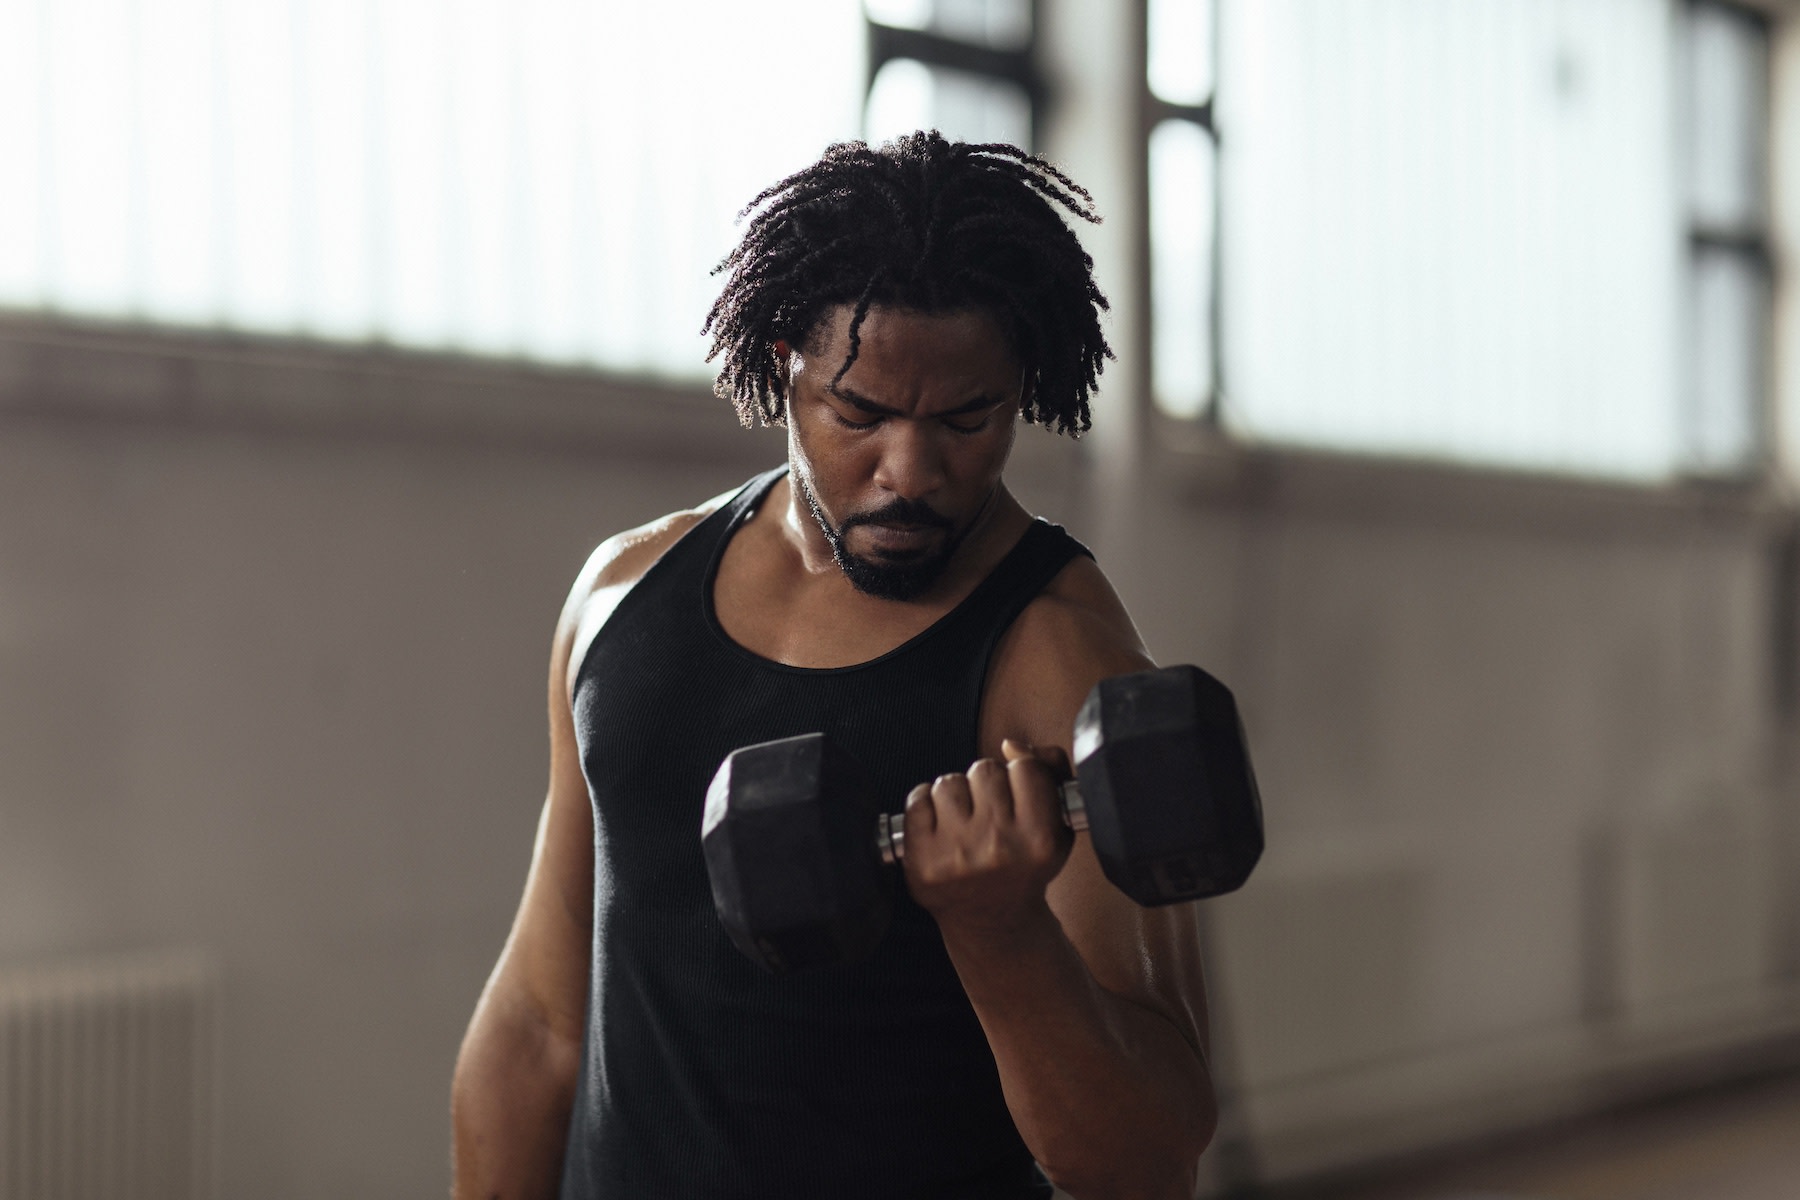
[838,497,954,533]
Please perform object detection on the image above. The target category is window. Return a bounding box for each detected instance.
[1199,0,1773,482]
[1682,0,1772,475]
[0,0,864,380]
[1147,0,1219,420]
[863,0,1038,151]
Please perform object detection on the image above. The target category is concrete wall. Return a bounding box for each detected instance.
[2,315,1797,1197]
[1127,450,1800,1184]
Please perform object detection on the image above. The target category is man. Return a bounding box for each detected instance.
[452,133,1215,1199]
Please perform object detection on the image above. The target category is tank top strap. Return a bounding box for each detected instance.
[716,466,788,542]
[939,517,1094,661]
[686,466,1091,680]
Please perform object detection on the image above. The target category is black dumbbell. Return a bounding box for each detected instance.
[700,664,1263,973]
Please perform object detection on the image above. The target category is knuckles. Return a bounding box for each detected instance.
[902,754,1070,907]
[967,757,1007,782]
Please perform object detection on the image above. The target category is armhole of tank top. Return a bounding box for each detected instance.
[568,467,787,702]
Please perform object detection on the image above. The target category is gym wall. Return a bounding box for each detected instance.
[2,307,1795,1198]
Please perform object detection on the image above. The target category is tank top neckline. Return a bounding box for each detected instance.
[700,466,1056,678]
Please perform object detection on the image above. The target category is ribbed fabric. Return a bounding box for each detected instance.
[558,466,1091,1199]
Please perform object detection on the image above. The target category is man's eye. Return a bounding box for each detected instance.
[944,413,992,434]
[832,409,881,430]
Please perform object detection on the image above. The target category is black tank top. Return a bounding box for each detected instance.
[560,467,1090,1199]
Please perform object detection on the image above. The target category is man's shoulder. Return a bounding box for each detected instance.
[564,483,746,609]
[981,549,1154,749]
[551,485,742,691]
[1010,551,1151,678]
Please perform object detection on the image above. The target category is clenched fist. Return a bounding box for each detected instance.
[900,739,1076,940]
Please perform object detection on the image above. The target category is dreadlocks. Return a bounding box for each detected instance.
[703,131,1113,437]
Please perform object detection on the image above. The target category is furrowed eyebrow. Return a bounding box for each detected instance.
[831,385,1005,418]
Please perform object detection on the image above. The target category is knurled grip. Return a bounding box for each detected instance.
[876,779,1089,865]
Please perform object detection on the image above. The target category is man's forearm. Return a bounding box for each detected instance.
[940,903,1216,1200]
[451,991,582,1200]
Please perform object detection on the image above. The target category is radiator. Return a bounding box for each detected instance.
[0,952,217,1200]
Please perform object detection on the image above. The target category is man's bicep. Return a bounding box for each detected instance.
[980,555,1208,1048]
[978,559,1156,761]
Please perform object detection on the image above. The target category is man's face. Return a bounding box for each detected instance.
[784,304,1023,601]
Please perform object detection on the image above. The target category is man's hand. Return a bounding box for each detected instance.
[900,739,1076,941]
[902,733,1214,1199]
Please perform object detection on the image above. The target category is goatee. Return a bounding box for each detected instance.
[795,475,967,601]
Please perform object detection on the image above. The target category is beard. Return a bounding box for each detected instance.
[794,474,971,601]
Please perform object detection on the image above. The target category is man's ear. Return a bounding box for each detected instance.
[769,339,793,397]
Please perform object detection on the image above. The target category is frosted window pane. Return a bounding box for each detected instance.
[0,0,45,304]
[297,0,374,340]
[866,59,1031,149]
[221,0,301,327]
[932,0,1030,50]
[1685,4,1765,230]
[46,0,135,312]
[866,0,1029,49]
[1219,0,1682,480]
[1150,120,1215,418]
[1685,249,1765,473]
[8,0,864,382]
[866,0,931,31]
[867,59,937,144]
[140,0,221,324]
[446,0,523,354]
[514,0,587,363]
[1149,0,1213,106]
[376,0,452,345]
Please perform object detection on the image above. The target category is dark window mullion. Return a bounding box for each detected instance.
[1691,226,1773,267]
[1144,96,1212,136]
[1682,0,1774,476]
[1143,0,1222,425]
[864,9,1046,149]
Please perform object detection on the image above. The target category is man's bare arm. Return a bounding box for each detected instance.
[449,607,595,1199]
[450,506,715,1199]
[907,557,1216,1200]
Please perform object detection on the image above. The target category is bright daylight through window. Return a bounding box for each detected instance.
[0,0,1776,484]
[1212,0,1773,481]
[0,0,863,380]
[1148,0,1218,422]
[863,0,1036,151]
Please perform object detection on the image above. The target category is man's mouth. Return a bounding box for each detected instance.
[855,522,943,557]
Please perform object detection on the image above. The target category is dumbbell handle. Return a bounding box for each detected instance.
[876,779,1090,865]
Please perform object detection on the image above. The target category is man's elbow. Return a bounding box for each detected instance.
[1041,1157,1200,1200]
[1041,1109,1216,1200]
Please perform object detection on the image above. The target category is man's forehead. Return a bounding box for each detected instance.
[830,380,1009,418]
[808,303,1012,354]
[800,320,1021,408]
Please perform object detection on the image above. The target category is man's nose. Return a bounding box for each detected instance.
[871,421,949,501]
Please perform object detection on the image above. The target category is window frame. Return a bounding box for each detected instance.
[1683,0,1777,479]
[863,1,1048,148]
[1141,0,1221,426]
[1143,0,1784,489]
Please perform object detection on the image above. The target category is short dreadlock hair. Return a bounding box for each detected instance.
[703,131,1112,437]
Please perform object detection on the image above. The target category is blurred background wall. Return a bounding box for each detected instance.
[2,0,1798,1197]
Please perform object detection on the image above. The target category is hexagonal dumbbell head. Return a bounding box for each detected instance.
[1072,664,1263,906]
[701,732,893,973]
